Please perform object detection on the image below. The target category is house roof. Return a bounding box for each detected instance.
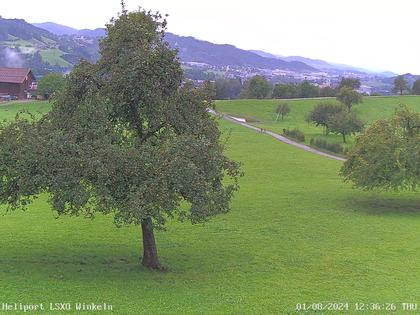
[0,68,33,84]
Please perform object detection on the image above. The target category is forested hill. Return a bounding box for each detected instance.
[163,33,316,72]
[0,17,99,75]
[32,21,316,72]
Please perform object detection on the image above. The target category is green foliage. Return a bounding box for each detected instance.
[336,86,363,111]
[412,79,420,95]
[282,128,305,142]
[241,75,271,99]
[1,117,419,313]
[275,102,291,121]
[272,81,322,99]
[200,80,217,104]
[272,83,298,99]
[214,78,243,99]
[298,81,320,98]
[310,138,343,154]
[37,72,65,98]
[393,75,409,95]
[338,77,361,90]
[341,106,419,191]
[328,111,364,143]
[0,7,241,269]
[306,102,344,135]
[319,86,337,97]
[216,96,420,148]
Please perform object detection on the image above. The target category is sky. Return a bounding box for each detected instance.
[1,0,420,74]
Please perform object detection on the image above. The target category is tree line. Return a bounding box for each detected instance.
[209,74,420,100]
[210,75,337,100]
[393,75,420,95]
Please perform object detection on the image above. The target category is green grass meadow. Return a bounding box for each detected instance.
[216,96,420,147]
[0,100,419,314]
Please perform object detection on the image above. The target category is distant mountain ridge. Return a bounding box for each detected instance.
[33,22,106,37]
[30,21,400,77]
[34,22,316,73]
[0,18,401,84]
[250,50,397,77]
[164,33,315,72]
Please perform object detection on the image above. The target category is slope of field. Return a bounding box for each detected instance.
[39,48,72,67]
[0,101,419,314]
[216,96,420,147]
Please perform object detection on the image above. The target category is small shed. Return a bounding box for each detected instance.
[0,68,36,100]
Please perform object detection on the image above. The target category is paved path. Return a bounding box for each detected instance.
[209,109,346,162]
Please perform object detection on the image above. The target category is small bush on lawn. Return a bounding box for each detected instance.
[310,138,343,154]
[283,128,305,142]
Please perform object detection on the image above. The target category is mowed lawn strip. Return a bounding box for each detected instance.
[0,104,418,314]
[216,95,420,148]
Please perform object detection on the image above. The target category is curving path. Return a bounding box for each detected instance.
[209,109,346,162]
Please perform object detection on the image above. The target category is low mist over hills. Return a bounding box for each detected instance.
[0,17,99,74]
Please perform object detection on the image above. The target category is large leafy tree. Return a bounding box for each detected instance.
[306,102,344,135]
[341,106,419,190]
[37,72,66,99]
[411,79,420,95]
[336,86,363,111]
[242,75,271,99]
[328,111,364,143]
[0,6,241,270]
[338,77,361,90]
[275,102,291,121]
[393,75,409,95]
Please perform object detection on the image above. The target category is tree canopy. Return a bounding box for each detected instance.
[393,75,409,95]
[338,77,361,90]
[275,102,291,121]
[336,86,363,111]
[341,106,419,190]
[37,72,66,99]
[328,111,364,143]
[306,102,343,135]
[411,79,420,95]
[242,75,271,99]
[0,6,241,270]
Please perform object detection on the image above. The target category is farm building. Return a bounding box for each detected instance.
[0,68,36,100]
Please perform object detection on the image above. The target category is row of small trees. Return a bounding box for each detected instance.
[275,79,364,143]
[306,102,364,143]
[393,75,420,95]
[212,76,343,100]
[212,74,420,100]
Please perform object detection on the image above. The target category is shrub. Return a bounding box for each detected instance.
[283,128,305,142]
[310,138,343,154]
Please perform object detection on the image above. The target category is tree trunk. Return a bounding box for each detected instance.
[141,217,161,270]
[342,133,346,143]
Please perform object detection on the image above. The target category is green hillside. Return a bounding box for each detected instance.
[0,17,99,75]
[0,100,419,314]
[216,95,420,148]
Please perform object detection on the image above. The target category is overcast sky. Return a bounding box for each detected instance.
[2,0,420,74]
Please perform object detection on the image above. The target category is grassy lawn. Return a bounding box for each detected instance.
[216,96,420,148]
[0,101,50,120]
[0,101,419,314]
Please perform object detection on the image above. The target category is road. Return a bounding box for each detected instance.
[209,109,346,162]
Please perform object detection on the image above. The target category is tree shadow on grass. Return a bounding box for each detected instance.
[348,195,420,216]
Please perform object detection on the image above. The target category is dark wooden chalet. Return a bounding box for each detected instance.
[0,68,36,100]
